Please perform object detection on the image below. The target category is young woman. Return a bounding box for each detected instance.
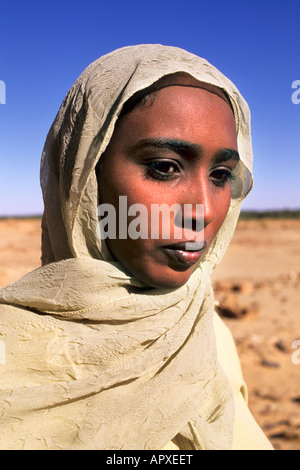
[0,44,273,450]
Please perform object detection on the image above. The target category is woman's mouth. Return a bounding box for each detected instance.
[162,240,207,266]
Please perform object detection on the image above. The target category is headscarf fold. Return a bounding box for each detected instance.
[0,44,253,450]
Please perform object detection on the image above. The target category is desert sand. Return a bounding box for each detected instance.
[0,216,299,450]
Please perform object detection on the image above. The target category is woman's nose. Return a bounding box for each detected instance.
[199,179,217,228]
[178,175,217,231]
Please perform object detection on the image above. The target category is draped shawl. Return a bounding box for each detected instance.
[0,44,253,450]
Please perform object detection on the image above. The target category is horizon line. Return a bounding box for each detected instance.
[1,208,300,220]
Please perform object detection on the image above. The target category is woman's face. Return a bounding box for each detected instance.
[98,85,239,289]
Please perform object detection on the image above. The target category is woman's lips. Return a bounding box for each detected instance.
[162,241,207,266]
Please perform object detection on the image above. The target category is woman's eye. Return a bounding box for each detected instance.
[144,160,181,181]
[210,168,234,187]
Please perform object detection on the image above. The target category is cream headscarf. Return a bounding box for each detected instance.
[0,44,253,450]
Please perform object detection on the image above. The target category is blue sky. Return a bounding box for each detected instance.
[0,0,299,216]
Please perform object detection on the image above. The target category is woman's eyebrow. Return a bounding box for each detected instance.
[129,138,201,159]
[129,138,240,162]
[213,148,240,163]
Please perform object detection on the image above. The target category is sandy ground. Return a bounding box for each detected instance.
[0,216,300,450]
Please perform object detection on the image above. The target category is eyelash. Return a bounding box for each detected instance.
[144,160,235,187]
[210,169,235,188]
[144,160,180,181]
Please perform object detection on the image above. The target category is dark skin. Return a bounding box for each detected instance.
[98,85,239,289]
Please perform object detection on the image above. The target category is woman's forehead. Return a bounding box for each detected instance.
[105,84,238,157]
[151,73,233,108]
[119,72,234,120]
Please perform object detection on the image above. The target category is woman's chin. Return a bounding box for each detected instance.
[132,266,194,290]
